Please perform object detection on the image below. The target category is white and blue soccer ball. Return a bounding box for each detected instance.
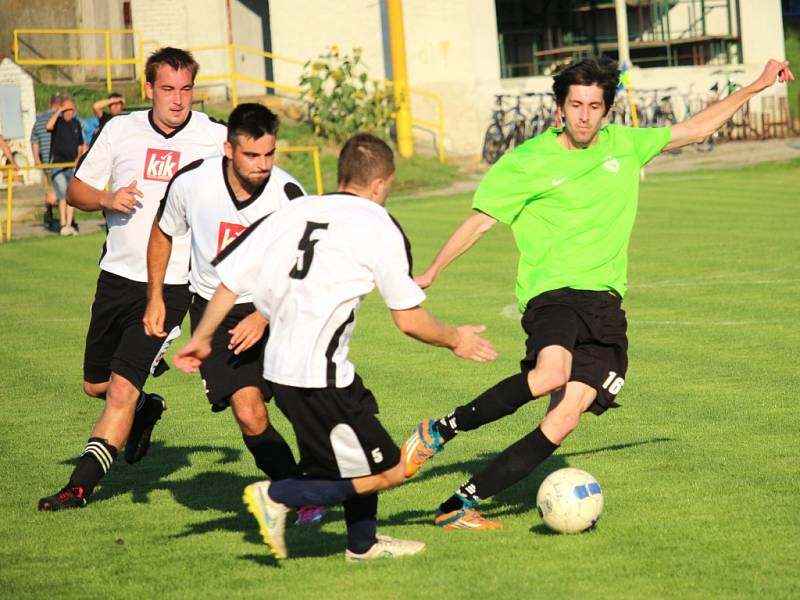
[536,468,604,534]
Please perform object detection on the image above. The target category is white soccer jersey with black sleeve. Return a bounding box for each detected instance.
[213,193,426,388]
[157,156,305,303]
[75,110,227,284]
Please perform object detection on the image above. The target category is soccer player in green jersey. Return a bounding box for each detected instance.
[402,56,794,529]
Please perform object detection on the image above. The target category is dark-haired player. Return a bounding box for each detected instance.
[38,47,227,511]
[403,57,794,529]
[144,103,322,524]
[174,133,496,560]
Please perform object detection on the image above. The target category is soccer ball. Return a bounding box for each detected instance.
[536,468,604,534]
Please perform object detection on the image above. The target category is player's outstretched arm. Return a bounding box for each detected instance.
[174,284,238,373]
[414,211,497,289]
[144,219,173,337]
[67,177,143,212]
[391,306,497,362]
[666,59,794,151]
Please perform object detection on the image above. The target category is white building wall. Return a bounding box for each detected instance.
[230,1,268,97]
[739,0,786,64]
[0,59,38,183]
[268,0,501,154]
[130,0,229,99]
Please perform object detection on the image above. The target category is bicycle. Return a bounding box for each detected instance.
[525,92,559,138]
[482,94,528,164]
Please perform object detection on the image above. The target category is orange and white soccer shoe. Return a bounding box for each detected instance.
[402,419,445,478]
[434,506,504,530]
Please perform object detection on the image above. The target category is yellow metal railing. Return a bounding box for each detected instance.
[1,150,322,242]
[13,29,446,163]
[409,87,446,163]
[14,28,140,94]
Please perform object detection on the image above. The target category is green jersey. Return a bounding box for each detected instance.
[473,124,671,310]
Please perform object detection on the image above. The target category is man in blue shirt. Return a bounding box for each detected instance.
[30,94,61,232]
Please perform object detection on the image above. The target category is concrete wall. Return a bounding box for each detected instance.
[230,0,269,97]
[739,0,786,64]
[0,0,81,85]
[129,0,267,100]
[77,0,135,82]
[268,0,502,154]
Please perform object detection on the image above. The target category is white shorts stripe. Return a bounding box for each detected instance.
[330,423,371,478]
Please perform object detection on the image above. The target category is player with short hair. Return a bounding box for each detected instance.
[402,57,794,529]
[38,47,227,511]
[144,102,322,524]
[174,133,496,560]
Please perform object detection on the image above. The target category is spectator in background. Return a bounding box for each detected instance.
[93,92,125,130]
[46,96,86,236]
[31,94,61,232]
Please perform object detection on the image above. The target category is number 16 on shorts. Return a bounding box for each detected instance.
[602,371,625,395]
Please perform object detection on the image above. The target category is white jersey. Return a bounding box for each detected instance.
[75,110,227,284]
[157,156,305,303]
[214,193,426,388]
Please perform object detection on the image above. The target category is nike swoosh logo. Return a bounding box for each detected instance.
[551,177,568,186]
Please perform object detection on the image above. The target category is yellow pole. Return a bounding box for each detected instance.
[105,30,113,93]
[139,34,146,99]
[387,0,414,158]
[628,86,639,128]
[6,169,13,241]
[228,45,238,107]
[312,147,324,194]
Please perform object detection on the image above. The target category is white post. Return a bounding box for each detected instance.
[615,0,631,67]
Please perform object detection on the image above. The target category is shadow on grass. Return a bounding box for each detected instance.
[57,436,672,558]
[384,436,675,526]
[60,442,352,561]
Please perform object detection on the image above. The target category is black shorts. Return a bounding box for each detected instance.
[189,295,271,411]
[271,375,400,480]
[83,270,190,390]
[520,288,628,416]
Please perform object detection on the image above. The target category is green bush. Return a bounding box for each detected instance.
[299,47,395,143]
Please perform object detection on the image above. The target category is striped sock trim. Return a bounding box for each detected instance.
[82,440,115,474]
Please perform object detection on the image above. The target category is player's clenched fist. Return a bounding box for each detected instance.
[101,179,143,213]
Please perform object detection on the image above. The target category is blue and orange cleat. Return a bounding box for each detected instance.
[435,502,503,530]
[402,419,445,478]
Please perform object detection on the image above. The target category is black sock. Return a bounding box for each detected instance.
[242,425,298,480]
[344,493,378,554]
[68,437,118,495]
[269,478,356,507]
[439,427,558,512]
[436,373,533,441]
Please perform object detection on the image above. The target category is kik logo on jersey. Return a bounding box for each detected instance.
[144,148,181,181]
[217,222,247,255]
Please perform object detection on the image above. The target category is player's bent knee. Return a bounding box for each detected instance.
[82,381,107,398]
[530,369,569,396]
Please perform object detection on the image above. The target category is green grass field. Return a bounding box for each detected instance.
[1,159,798,599]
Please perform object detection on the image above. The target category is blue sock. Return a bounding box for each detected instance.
[344,493,378,554]
[269,478,356,507]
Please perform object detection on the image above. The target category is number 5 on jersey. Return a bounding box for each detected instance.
[289,221,329,279]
